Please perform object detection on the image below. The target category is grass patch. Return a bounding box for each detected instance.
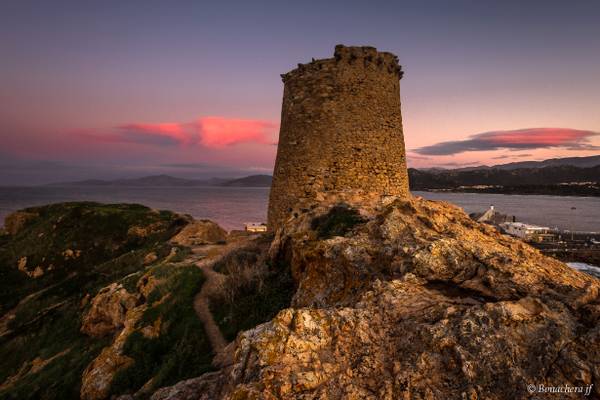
[213,246,261,275]
[310,204,365,239]
[0,202,186,313]
[0,299,110,400]
[211,256,295,342]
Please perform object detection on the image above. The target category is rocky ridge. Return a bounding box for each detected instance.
[2,197,598,399]
[150,193,600,399]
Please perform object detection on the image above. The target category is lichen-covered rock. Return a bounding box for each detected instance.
[127,222,165,238]
[137,271,165,301]
[81,283,138,338]
[16,256,45,278]
[144,251,159,265]
[4,211,39,235]
[150,373,224,400]
[81,307,145,400]
[150,195,600,400]
[223,279,590,399]
[170,220,227,246]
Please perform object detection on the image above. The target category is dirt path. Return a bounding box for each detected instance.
[184,240,253,357]
[193,257,228,352]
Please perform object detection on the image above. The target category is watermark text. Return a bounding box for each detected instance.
[527,383,593,396]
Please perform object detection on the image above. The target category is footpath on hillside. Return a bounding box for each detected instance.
[174,229,259,361]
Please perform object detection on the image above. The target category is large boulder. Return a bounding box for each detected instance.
[81,307,145,400]
[81,283,138,338]
[170,220,227,246]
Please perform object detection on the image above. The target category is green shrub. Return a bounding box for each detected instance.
[310,204,365,239]
[212,246,261,275]
[211,259,295,342]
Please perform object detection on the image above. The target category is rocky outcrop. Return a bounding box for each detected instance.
[150,373,224,400]
[170,220,228,246]
[16,256,45,278]
[127,222,165,238]
[81,307,145,400]
[81,283,138,338]
[4,211,38,235]
[150,194,600,399]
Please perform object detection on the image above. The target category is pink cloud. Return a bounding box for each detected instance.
[486,128,596,146]
[414,127,600,155]
[78,116,278,149]
[197,116,277,148]
[118,122,199,146]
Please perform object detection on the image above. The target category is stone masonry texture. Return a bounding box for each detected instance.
[267,45,410,230]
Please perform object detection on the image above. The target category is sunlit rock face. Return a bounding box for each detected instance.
[81,283,137,338]
[151,194,600,400]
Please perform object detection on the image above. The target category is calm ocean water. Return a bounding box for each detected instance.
[0,186,598,232]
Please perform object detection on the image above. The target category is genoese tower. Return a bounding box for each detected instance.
[268,45,410,230]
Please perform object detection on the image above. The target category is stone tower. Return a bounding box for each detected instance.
[267,45,410,230]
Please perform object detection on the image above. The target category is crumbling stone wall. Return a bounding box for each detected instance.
[268,45,410,230]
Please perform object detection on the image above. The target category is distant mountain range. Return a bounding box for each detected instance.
[47,174,272,188]
[444,154,600,172]
[409,165,600,190]
[409,155,600,196]
[45,155,600,195]
[220,175,273,187]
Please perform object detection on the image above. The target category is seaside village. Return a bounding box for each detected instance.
[470,205,600,261]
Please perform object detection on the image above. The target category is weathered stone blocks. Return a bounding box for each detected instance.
[268,45,410,230]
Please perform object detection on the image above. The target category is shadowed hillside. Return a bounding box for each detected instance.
[0,203,201,399]
[0,202,294,400]
[409,165,600,195]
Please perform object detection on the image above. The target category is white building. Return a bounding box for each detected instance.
[500,222,551,241]
[244,222,267,233]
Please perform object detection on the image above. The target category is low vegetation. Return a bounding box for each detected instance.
[0,202,298,399]
[310,204,366,239]
[109,263,213,397]
[209,242,295,342]
[0,202,188,399]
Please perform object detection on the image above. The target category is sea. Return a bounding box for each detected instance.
[567,262,600,278]
[0,186,598,232]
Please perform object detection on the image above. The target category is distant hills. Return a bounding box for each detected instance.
[448,154,600,172]
[408,165,600,188]
[47,174,271,188]
[408,165,600,196]
[45,155,600,195]
[219,174,272,187]
[408,155,600,196]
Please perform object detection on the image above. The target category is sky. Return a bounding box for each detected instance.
[1,0,599,185]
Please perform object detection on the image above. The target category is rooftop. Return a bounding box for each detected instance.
[500,222,550,230]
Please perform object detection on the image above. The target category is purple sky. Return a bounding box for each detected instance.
[1,0,599,184]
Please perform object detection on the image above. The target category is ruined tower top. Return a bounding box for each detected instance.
[267,45,410,230]
[281,45,404,83]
